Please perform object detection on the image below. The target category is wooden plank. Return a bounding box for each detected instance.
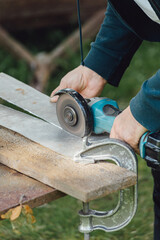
[0,126,137,202]
[0,163,65,215]
[0,0,105,30]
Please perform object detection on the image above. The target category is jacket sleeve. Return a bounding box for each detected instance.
[84,3,160,132]
[84,3,142,86]
[130,70,160,132]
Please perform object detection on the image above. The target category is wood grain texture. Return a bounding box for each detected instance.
[0,163,65,214]
[0,126,137,202]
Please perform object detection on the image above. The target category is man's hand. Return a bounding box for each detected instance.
[50,67,146,153]
[50,65,106,102]
[110,106,147,153]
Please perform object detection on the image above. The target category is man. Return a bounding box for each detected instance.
[50,0,160,239]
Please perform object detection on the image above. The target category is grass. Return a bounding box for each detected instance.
[0,28,159,239]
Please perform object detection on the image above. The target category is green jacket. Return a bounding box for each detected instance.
[84,0,160,132]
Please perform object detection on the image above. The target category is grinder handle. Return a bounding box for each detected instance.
[139,131,160,170]
[92,99,160,169]
[139,131,150,159]
[90,98,121,134]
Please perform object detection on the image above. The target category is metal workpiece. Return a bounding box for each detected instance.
[76,139,138,233]
[0,73,60,127]
[0,73,100,159]
[0,104,84,159]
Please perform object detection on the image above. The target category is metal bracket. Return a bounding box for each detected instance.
[74,138,138,234]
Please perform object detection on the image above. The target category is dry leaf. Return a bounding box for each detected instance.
[22,205,36,224]
[1,204,36,230]
[1,209,12,219]
[23,205,33,215]
[10,205,22,221]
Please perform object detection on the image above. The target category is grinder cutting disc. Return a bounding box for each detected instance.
[54,89,93,137]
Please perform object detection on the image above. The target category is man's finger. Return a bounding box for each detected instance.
[50,86,59,97]
[50,86,60,102]
[50,95,59,103]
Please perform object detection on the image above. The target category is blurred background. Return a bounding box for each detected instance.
[0,0,160,239]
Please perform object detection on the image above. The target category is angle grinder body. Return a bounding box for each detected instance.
[54,88,160,170]
[87,97,120,134]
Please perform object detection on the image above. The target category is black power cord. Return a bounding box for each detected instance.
[76,0,84,66]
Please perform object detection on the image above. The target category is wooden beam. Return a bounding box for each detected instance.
[0,0,105,30]
[0,126,137,203]
[0,163,65,215]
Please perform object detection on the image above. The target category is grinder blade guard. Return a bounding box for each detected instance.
[54,88,93,137]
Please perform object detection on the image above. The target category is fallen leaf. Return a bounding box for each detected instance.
[10,205,22,221]
[1,209,12,219]
[23,205,33,214]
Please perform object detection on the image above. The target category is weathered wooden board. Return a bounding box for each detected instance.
[0,163,65,214]
[0,0,106,30]
[0,73,137,202]
[0,126,137,202]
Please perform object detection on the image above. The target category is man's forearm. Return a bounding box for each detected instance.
[84,3,142,86]
[130,69,160,132]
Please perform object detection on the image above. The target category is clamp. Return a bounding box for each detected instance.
[74,138,138,239]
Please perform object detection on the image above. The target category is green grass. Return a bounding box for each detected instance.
[0,29,159,240]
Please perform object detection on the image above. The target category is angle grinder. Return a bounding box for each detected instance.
[54,88,160,170]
